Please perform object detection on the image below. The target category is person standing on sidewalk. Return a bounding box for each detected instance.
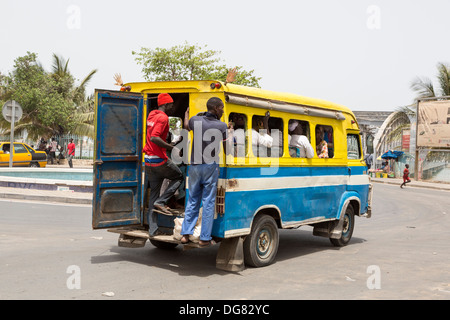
[180,97,232,247]
[401,164,411,188]
[144,93,184,237]
[67,139,76,168]
[49,138,58,164]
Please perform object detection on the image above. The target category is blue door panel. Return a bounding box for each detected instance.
[92,91,144,229]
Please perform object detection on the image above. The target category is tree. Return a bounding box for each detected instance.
[132,42,262,87]
[0,52,97,140]
[410,62,450,100]
[385,62,450,144]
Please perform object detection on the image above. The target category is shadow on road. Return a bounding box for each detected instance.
[90,228,366,276]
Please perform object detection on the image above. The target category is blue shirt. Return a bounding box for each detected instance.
[188,112,228,164]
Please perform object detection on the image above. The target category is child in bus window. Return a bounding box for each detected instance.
[318,140,329,158]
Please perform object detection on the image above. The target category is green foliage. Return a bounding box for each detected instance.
[410,62,450,100]
[0,52,97,140]
[132,42,261,87]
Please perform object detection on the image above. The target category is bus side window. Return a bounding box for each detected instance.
[229,112,247,157]
[315,125,334,158]
[288,119,313,158]
[251,115,283,157]
[347,134,361,159]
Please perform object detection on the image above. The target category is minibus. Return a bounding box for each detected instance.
[92,80,372,271]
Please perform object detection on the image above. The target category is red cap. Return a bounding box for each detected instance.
[157,93,173,106]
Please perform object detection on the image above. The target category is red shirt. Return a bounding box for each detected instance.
[403,168,409,178]
[68,142,75,156]
[143,110,169,163]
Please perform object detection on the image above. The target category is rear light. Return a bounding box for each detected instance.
[120,86,131,92]
[210,82,222,89]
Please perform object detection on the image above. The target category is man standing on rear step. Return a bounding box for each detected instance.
[180,97,233,247]
[144,93,183,237]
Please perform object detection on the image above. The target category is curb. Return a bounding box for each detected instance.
[0,191,92,205]
[371,179,450,192]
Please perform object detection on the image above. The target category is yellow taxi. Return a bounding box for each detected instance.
[0,142,47,167]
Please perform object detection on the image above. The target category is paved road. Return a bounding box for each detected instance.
[0,183,449,300]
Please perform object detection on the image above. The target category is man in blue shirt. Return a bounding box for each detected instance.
[181,97,231,246]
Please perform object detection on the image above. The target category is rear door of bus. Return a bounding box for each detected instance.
[92,90,144,229]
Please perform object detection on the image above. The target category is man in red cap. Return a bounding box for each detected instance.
[144,93,183,236]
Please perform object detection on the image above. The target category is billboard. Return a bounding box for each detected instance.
[417,99,450,148]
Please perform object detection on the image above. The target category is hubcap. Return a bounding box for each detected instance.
[257,229,271,257]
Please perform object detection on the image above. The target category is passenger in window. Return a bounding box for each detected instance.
[2,144,10,154]
[288,121,314,158]
[316,126,329,158]
[230,113,246,157]
[252,113,273,157]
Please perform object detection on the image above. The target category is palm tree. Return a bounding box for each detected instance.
[50,54,97,138]
[71,95,95,138]
[384,62,450,145]
[410,62,450,100]
[51,53,97,105]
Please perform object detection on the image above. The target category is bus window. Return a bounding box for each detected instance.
[229,112,247,157]
[315,125,334,158]
[251,115,283,157]
[288,119,314,158]
[347,134,361,160]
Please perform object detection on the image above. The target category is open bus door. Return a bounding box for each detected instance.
[92,90,144,229]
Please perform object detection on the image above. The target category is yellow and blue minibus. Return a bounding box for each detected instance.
[92,80,373,271]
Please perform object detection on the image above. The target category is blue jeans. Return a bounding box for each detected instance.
[181,164,219,241]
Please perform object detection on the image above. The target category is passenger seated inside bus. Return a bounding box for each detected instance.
[288,120,314,158]
[251,113,284,157]
[252,113,273,157]
[315,125,334,158]
[229,112,247,157]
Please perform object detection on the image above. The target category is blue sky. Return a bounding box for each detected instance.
[1,0,450,111]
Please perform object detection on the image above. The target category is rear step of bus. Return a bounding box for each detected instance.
[108,227,210,249]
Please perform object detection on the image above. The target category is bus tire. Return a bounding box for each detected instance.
[330,204,355,247]
[243,214,279,268]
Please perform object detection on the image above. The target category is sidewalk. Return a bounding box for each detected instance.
[370,177,450,192]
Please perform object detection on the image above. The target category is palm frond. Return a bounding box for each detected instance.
[410,76,435,100]
[52,53,69,77]
[78,69,98,90]
[436,62,450,96]
[76,111,95,123]
[68,122,95,139]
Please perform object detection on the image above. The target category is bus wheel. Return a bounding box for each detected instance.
[330,205,355,247]
[243,214,279,267]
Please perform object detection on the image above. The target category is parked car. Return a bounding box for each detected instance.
[0,142,47,167]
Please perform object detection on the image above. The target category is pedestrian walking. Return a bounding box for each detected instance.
[400,164,411,188]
